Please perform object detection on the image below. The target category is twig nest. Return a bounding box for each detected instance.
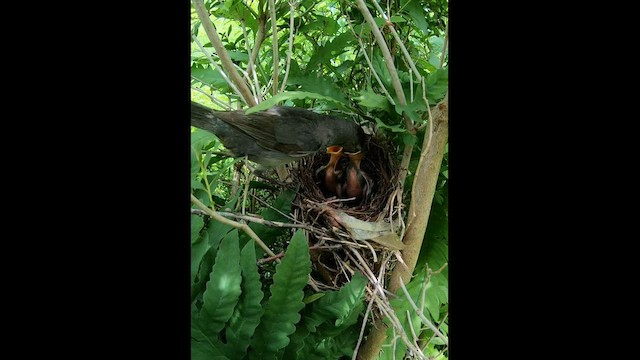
[293,136,399,220]
[290,135,403,288]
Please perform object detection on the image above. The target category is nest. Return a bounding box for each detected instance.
[289,136,405,293]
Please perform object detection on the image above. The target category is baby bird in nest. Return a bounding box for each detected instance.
[315,145,344,195]
[337,150,373,203]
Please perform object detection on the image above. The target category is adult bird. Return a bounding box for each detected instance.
[191,101,365,168]
[315,145,344,195]
[337,150,372,203]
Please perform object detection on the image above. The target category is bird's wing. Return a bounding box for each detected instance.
[226,107,324,155]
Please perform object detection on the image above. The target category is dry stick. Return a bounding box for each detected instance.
[191,194,276,257]
[279,0,297,93]
[269,0,278,95]
[217,211,316,231]
[192,0,257,107]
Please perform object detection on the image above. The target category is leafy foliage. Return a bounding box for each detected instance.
[191,0,448,358]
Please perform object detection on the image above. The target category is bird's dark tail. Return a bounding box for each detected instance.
[191,101,222,133]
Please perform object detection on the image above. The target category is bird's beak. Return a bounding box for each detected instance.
[344,150,363,160]
[327,146,344,155]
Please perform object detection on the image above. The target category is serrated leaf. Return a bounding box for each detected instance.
[247,189,297,247]
[375,118,405,133]
[305,32,355,71]
[192,219,234,302]
[250,230,311,358]
[199,230,242,336]
[224,241,265,358]
[355,88,391,112]
[191,322,228,360]
[303,272,367,333]
[246,91,350,114]
[192,231,209,285]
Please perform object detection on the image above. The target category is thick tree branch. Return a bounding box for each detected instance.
[357,95,449,360]
[192,0,257,106]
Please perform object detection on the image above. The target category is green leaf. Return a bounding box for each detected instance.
[402,132,417,147]
[224,241,265,358]
[199,230,242,336]
[191,65,228,89]
[303,272,368,332]
[192,128,218,149]
[303,293,325,304]
[425,68,448,103]
[286,75,348,104]
[191,322,228,360]
[305,31,355,71]
[191,215,205,244]
[355,88,391,112]
[380,267,430,360]
[375,118,405,133]
[246,92,350,114]
[192,219,234,302]
[191,231,210,285]
[250,230,312,358]
[402,0,429,35]
[247,189,297,248]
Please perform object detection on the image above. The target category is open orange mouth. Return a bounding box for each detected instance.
[326,145,344,155]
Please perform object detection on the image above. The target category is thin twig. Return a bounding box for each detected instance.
[191,194,276,257]
[370,0,422,82]
[241,19,262,102]
[248,1,267,81]
[192,0,257,106]
[192,36,244,102]
[190,85,232,110]
[280,0,297,93]
[217,211,316,231]
[352,290,377,360]
[354,0,413,132]
[269,0,278,95]
[398,278,448,345]
[344,17,396,106]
